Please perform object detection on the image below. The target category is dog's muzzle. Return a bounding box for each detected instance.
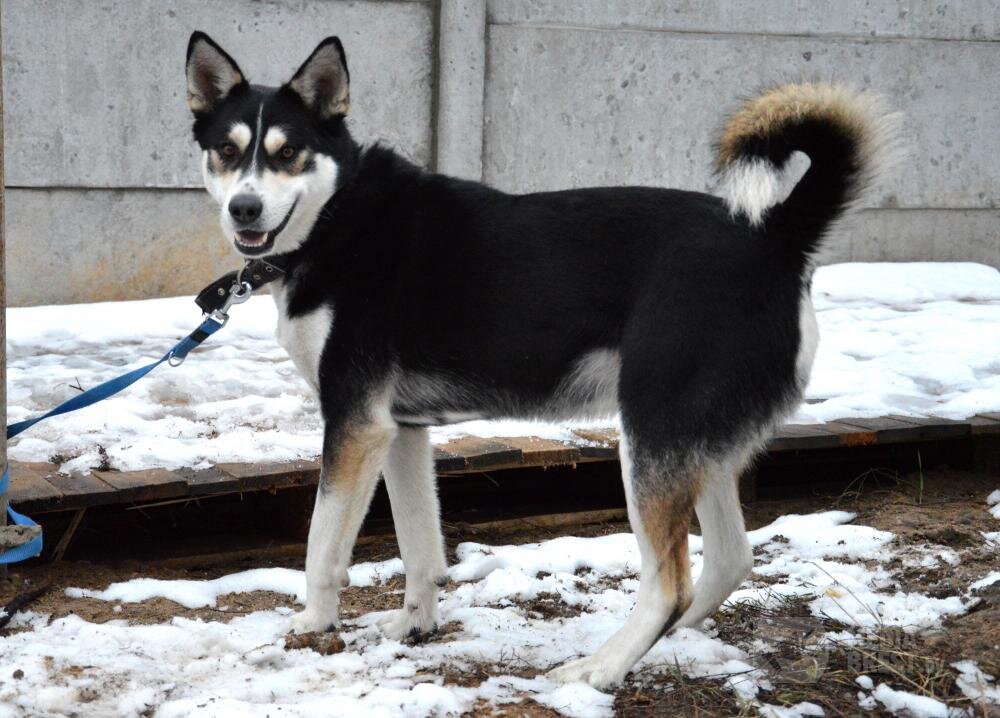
[234,200,299,256]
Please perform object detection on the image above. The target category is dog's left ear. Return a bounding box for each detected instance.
[287,37,350,118]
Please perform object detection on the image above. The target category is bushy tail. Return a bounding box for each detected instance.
[716,83,901,255]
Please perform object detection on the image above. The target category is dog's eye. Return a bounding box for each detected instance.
[280,146,298,160]
[219,142,238,158]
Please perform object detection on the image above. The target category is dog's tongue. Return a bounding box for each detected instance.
[236,231,267,246]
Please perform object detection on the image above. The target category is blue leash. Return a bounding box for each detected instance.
[1,280,251,564]
[6,316,225,439]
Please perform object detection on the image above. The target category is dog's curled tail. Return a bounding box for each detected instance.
[716,83,901,254]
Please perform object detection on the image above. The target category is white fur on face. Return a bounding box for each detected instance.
[228,122,252,153]
[201,124,339,256]
[264,126,288,155]
[252,153,339,254]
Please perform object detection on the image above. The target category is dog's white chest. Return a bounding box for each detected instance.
[272,284,333,391]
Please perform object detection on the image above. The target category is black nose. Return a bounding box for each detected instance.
[229,194,263,224]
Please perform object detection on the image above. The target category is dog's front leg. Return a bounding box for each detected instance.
[291,420,396,634]
[377,427,448,641]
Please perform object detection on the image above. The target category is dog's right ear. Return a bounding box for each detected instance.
[186,31,246,114]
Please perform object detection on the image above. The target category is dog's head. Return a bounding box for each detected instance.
[185,32,356,257]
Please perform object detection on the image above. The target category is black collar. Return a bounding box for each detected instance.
[195,256,290,314]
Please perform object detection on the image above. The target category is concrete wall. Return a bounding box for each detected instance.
[3,1,998,305]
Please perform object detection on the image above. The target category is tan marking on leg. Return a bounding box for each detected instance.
[637,484,698,623]
[322,424,396,488]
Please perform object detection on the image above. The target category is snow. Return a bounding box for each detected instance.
[970,571,1000,592]
[872,683,949,718]
[62,562,406,609]
[5,262,1000,474]
[952,661,1000,705]
[3,508,990,716]
[988,489,1000,519]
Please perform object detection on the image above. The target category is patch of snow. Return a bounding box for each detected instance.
[856,674,874,690]
[970,571,1000,592]
[6,262,1000,473]
[872,683,949,717]
[15,507,985,716]
[64,562,405,609]
[952,660,1000,705]
[758,702,825,718]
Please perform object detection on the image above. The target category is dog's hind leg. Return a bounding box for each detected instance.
[291,421,396,634]
[548,436,696,689]
[377,427,449,641]
[673,458,753,630]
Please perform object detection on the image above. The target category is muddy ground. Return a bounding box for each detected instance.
[2,466,999,716]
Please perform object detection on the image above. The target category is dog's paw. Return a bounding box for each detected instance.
[377,604,439,643]
[547,655,627,690]
[289,608,339,635]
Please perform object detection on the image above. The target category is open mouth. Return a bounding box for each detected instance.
[233,200,298,255]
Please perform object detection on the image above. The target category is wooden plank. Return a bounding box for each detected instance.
[498,436,581,467]
[51,508,86,561]
[174,466,244,496]
[6,462,63,510]
[766,424,842,452]
[434,436,523,472]
[40,473,119,509]
[570,428,620,460]
[832,416,926,444]
[822,422,878,447]
[433,446,467,473]
[91,468,188,503]
[215,460,320,491]
[970,414,1000,435]
[26,462,120,510]
[886,415,971,440]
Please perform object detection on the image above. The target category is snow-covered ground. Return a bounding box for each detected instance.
[3,500,999,717]
[7,262,1000,474]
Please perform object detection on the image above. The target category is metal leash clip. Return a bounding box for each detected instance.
[209,279,253,326]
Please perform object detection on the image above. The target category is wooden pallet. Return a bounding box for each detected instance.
[7,414,1000,516]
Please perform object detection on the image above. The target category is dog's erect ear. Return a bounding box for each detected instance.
[287,37,350,118]
[186,31,246,114]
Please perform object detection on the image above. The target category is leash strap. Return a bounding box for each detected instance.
[1,314,226,563]
[1,258,275,564]
[6,316,225,439]
[0,467,43,565]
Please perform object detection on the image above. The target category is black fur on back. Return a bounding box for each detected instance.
[279,139,808,468]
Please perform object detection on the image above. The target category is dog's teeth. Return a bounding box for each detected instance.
[236,231,267,246]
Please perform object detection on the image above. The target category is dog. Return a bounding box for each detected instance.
[185,31,897,688]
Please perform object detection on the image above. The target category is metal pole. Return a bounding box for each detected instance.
[1,25,8,579]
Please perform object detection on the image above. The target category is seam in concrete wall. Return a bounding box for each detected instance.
[485,20,1000,45]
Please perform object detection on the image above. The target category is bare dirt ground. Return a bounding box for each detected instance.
[2,466,998,716]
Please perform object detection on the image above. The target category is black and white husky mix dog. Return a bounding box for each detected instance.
[185,31,897,687]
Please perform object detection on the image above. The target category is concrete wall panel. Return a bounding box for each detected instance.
[6,188,234,306]
[482,25,999,210]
